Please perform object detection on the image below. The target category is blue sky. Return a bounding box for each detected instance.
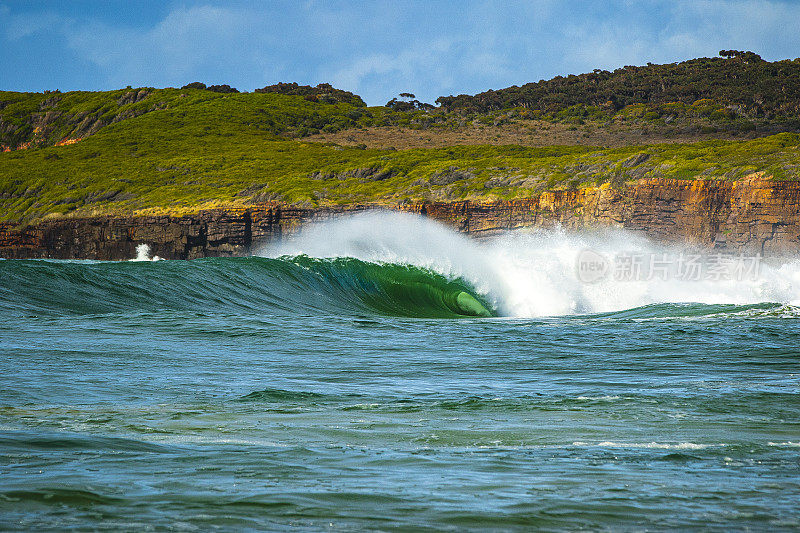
[1,0,799,105]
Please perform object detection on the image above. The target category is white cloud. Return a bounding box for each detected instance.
[63,5,274,87]
[2,7,63,40]
[326,38,457,101]
[560,0,800,74]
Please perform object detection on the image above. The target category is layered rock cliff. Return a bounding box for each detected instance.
[1,177,799,260]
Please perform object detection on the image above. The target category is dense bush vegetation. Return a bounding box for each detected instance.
[436,53,800,121]
[180,82,239,93]
[254,83,366,107]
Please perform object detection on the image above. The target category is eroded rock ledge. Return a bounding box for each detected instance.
[2,177,799,259]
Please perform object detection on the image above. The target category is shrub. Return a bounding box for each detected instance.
[207,85,239,94]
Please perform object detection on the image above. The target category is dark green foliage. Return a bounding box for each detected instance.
[436,55,800,120]
[386,93,435,111]
[719,50,763,62]
[4,53,800,155]
[254,83,366,107]
[181,82,238,93]
[207,84,239,93]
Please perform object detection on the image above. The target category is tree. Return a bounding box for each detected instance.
[385,93,434,111]
[385,98,415,111]
[253,83,366,106]
[207,84,239,94]
[719,50,763,62]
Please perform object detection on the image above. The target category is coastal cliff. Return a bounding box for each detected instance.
[4,64,800,262]
[2,177,798,259]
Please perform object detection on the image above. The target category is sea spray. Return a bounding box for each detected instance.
[485,228,800,316]
[261,211,800,317]
[130,243,162,262]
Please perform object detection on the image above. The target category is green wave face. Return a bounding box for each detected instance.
[0,256,497,319]
[284,255,495,318]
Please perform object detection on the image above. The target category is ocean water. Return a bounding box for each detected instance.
[1,212,799,531]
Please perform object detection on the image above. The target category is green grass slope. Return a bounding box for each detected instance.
[0,87,377,150]
[6,55,800,156]
[1,85,799,224]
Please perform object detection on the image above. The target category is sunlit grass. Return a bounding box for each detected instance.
[1,87,798,224]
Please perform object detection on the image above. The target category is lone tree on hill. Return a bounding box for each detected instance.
[386,93,434,111]
[719,50,763,62]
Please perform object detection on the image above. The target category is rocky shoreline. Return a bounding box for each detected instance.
[2,177,799,260]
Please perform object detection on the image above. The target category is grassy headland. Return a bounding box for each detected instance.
[2,53,799,225]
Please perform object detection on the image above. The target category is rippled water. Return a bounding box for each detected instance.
[2,215,799,531]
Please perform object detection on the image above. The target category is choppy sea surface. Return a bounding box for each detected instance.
[1,213,799,531]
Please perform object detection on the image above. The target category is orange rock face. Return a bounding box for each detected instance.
[1,178,799,259]
[410,177,800,255]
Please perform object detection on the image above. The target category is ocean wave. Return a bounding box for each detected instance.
[262,211,800,317]
[3,211,800,319]
[0,488,124,506]
[0,254,495,319]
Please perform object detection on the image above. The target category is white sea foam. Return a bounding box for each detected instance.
[260,210,800,318]
[575,396,622,401]
[573,441,715,450]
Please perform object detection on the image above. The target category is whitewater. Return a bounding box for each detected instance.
[1,211,799,530]
[262,210,800,318]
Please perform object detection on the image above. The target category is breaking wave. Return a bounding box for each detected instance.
[0,254,494,319]
[262,211,800,318]
[2,211,800,319]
